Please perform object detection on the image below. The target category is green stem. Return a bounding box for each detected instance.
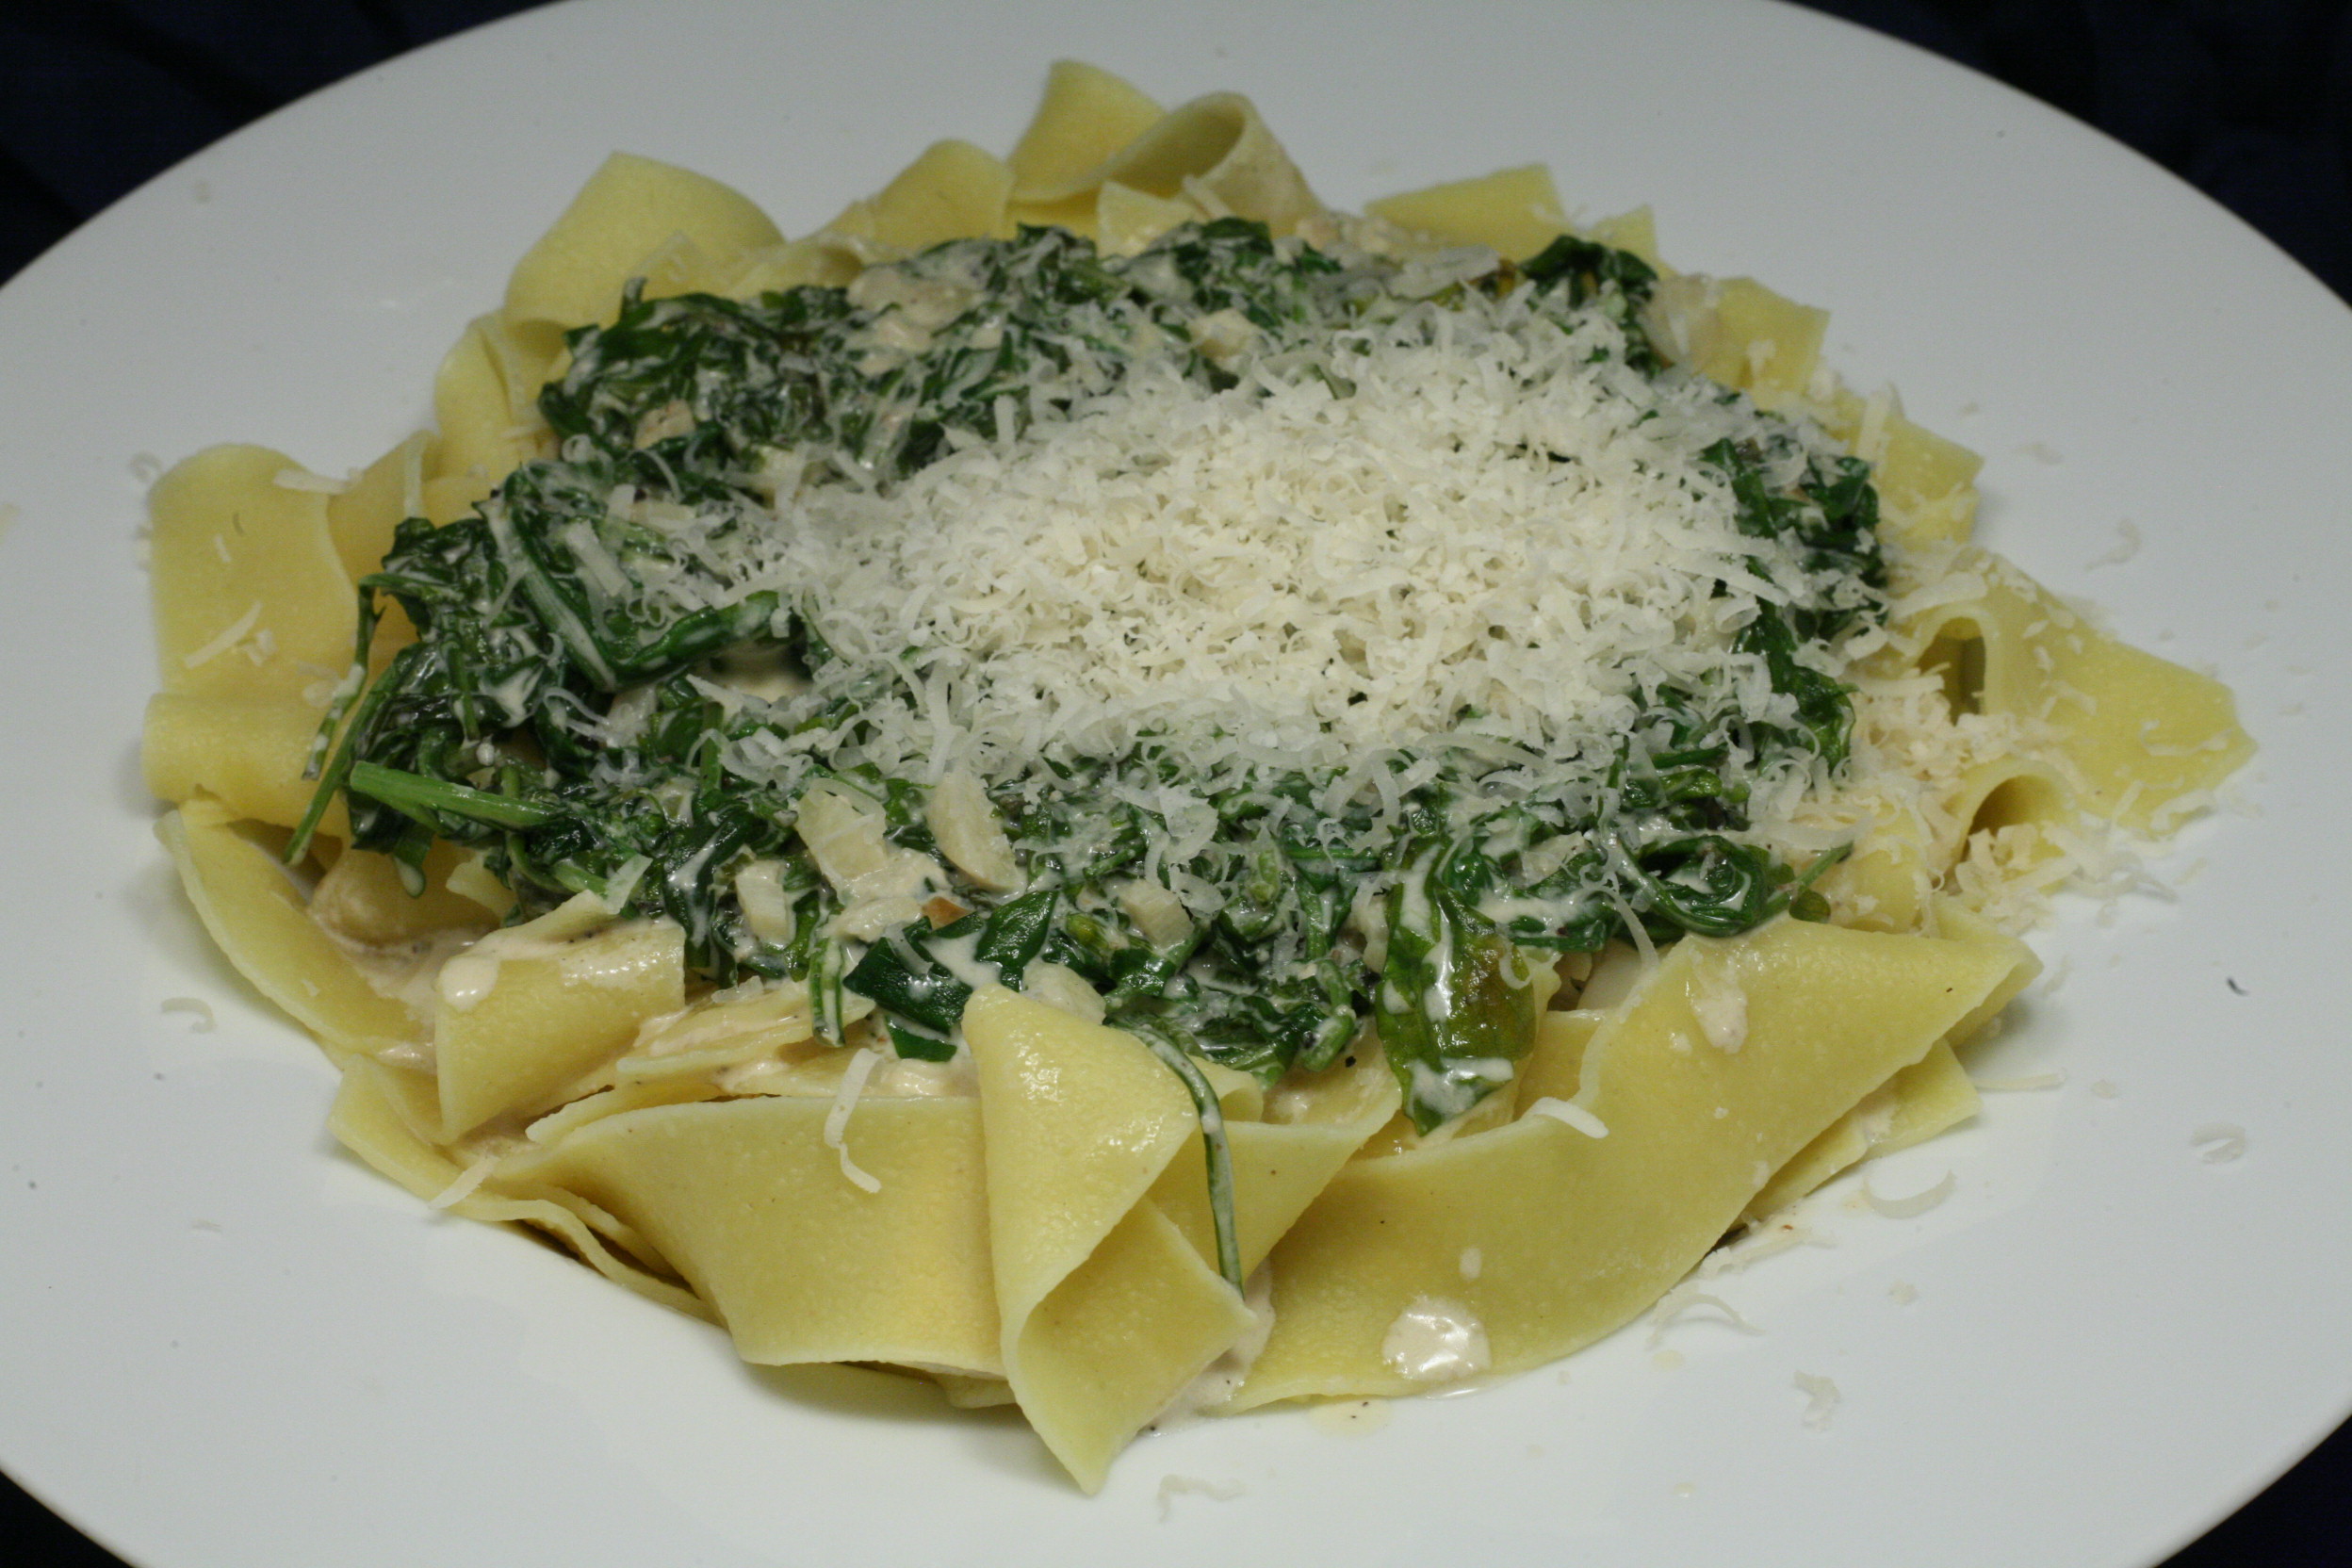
[285,588,384,866]
[1135,1032,1244,1294]
[347,761,563,831]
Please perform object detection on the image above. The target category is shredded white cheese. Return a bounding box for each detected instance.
[2192,1122,2246,1165]
[1154,1474,1247,1520]
[178,600,263,669]
[427,1153,501,1211]
[740,282,1863,841]
[1645,1287,1765,1348]
[1526,1096,1609,1138]
[1860,1168,1956,1219]
[823,1047,886,1193]
[1793,1370,1841,1429]
[1689,964,1748,1053]
[1973,1070,2066,1092]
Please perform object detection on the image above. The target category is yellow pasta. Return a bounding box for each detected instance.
[145,691,348,837]
[325,430,434,588]
[158,804,416,1063]
[1233,921,2027,1406]
[1906,547,2253,830]
[1364,165,1573,261]
[1015,90,1321,238]
[432,894,685,1138]
[524,1095,1000,1372]
[140,60,2249,1496]
[329,1057,709,1319]
[824,139,1016,252]
[429,313,564,506]
[503,150,785,328]
[150,445,355,701]
[1007,59,1166,201]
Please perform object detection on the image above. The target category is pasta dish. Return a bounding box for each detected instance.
[141,62,2251,1491]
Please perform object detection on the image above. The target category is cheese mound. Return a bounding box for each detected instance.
[766,289,1859,789]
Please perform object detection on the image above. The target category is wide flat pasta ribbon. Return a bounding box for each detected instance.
[1148,1102,1402,1282]
[963,986,1257,1491]
[1231,917,2030,1408]
[521,1093,1001,1376]
[1364,166,1574,263]
[157,803,417,1064]
[145,691,348,841]
[822,140,1015,252]
[1903,547,2254,831]
[327,1056,708,1321]
[1743,896,2042,1224]
[149,446,358,702]
[1009,90,1320,242]
[1649,274,1831,412]
[1006,60,1165,203]
[503,152,783,329]
[1507,997,1985,1230]
[323,430,433,586]
[929,1036,1401,1430]
[431,893,684,1139]
[426,313,564,513]
[306,842,499,949]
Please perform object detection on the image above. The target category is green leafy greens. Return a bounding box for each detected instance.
[298,219,1888,1286]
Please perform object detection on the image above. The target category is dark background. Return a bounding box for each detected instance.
[2,2,2345,1564]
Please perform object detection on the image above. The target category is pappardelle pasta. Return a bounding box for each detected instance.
[144,62,2251,1492]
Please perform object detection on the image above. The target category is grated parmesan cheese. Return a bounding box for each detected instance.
[1689,963,1748,1053]
[2192,1123,2246,1165]
[718,273,1870,859]
[1155,1474,1247,1519]
[1645,1287,1765,1348]
[272,466,351,495]
[178,600,264,669]
[1861,1168,1956,1218]
[1526,1096,1609,1138]
[823,1046,886,1193]
[428,1153,501,1211]
[1794,1370,1841,1429]
[1973,1070,2065,1092]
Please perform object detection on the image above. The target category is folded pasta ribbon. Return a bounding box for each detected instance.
[1232,917,2034,1407]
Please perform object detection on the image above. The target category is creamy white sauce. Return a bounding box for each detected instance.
[1689,964,1749,1053]
[1150,1265,1276,1430]
[923,929,1003,993]
[435,923,657,1011]
[1380,1296,1492,1383]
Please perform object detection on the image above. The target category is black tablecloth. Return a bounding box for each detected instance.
[2,3,2345,1564]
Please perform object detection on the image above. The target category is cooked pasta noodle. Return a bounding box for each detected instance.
[143,60,2250,1492]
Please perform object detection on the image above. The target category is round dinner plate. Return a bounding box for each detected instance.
[3,2,2347,1564]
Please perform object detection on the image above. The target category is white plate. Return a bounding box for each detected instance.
[3,3,2347,1563]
